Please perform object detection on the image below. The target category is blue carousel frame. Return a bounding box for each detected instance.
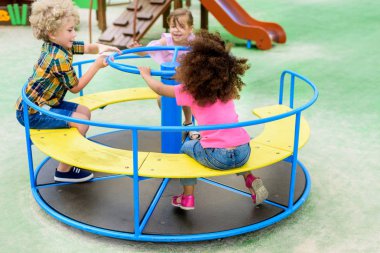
[21,46,319,242]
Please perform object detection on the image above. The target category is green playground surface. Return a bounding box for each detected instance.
[0,0,379,252]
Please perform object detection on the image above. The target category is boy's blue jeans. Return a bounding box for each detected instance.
[180,140,251,186]
[16,101,79,129]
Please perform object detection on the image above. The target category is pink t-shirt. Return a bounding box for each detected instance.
[147,33,194,64]
[174,84,251,148]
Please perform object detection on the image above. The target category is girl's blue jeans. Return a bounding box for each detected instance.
[180,140,251,186]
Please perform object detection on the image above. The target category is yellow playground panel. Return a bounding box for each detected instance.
[30,88,310,178]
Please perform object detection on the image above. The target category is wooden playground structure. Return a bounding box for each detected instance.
[97,0,286,50]
[0,0,286,50]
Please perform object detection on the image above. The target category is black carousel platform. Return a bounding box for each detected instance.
[35,131,307,238]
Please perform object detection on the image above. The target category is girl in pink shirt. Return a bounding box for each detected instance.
[129,8,199,139]
[138,31,268,210]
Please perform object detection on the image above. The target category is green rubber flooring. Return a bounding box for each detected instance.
[0,0,379,252]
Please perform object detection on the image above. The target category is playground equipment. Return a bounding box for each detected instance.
[98,0,172,47]
[199,0,286,50]
[21,47,318,242]
[0,0,32,26]
[98,0,286,50]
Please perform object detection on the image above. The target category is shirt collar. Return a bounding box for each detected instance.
[43,41,71,56]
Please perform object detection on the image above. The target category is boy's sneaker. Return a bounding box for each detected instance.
[54,167,94,183]
[171,194,195,210]
[245,174,268,205]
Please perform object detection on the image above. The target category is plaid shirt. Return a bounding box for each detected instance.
[15,41,84,114]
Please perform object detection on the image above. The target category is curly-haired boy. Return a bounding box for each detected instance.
[15,0,120,182]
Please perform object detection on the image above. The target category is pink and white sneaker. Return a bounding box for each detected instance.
[171,194,195,210]
[245,174,268,205]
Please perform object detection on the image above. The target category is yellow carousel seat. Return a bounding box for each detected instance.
[30,88,310,178]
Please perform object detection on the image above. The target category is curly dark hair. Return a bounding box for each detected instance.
[174,30,250,106]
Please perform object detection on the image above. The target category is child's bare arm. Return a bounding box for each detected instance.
[128,37,167,56]
[138,66,175,98]
[127,41,147,56]
[84,43,121,54]
[70,55,107,94]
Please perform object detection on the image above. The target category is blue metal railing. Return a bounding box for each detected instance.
[21,72,318,133]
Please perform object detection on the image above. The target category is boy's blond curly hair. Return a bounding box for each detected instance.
[29,0,80,42]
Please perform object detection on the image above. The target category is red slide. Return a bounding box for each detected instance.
[200,0,286,50]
